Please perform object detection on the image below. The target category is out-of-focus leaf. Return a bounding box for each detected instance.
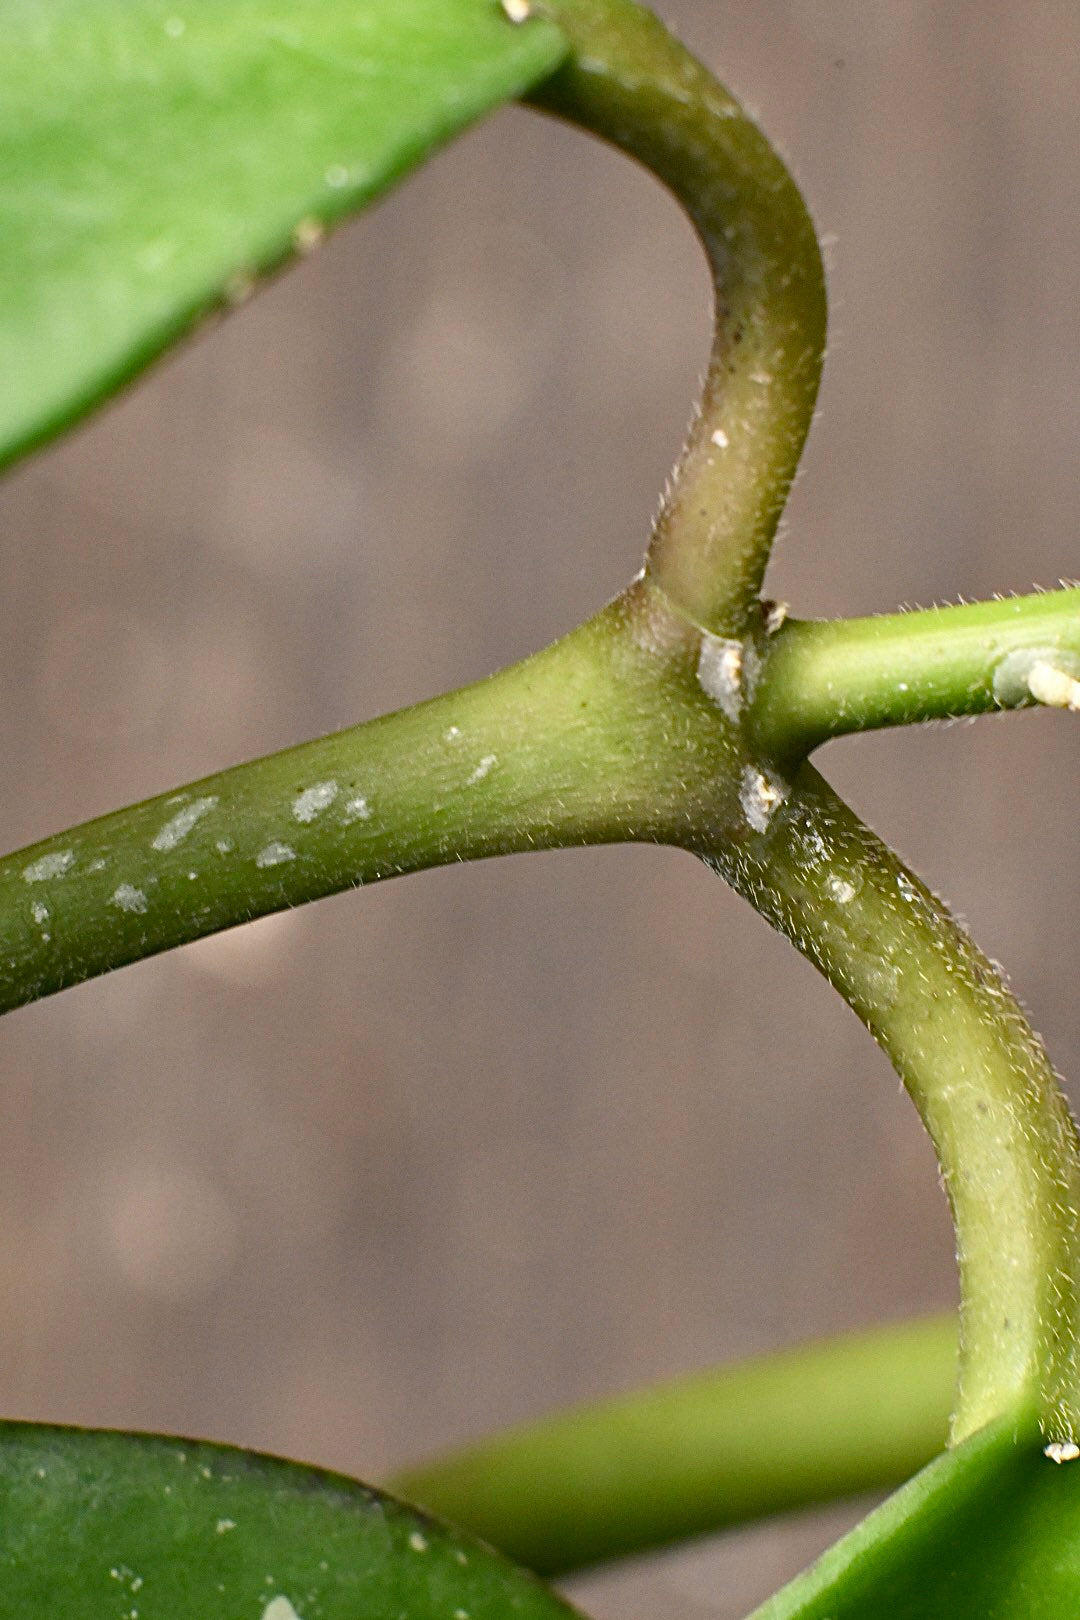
[0,1421,582,1618]
[753,1413,1080,1618]
[0,0,566,468]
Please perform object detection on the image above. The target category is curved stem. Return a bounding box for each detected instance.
[700,765,1080,1443]
[390,1316,956,1576]
[527,0,826,634]
[748,588,1080,762]
[0,583,740,1016]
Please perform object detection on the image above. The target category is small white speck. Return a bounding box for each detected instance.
[897,682,909,693]
[454,1611,469,1620]
[896,873,919,903]
[454,1550,468,1565]
[262,1600,302,1620]
[1045,1440,1080,1463]
[749,370,772,385]
[292,780,338,823]
[324,163,349,188]
[216,1518,237,1533]
[31,902,49,926]
[152,795,218,852]
[110,884,149,914]
[163,14,185,36]
[696,634,743,722]
[22,850,75,884]
[256,842,296,869]
[827,876,857,905]
[215,839,233,855]
[444,725,462,742]
[762,600,788,636]
[501,0,531,19]
[342,794,371,823]
[711,428,729,449]
[87,857,108,873]
[467,754,497,785]
[292,216,325,255]
[408,1532,428,1553]
[740,766,787,833]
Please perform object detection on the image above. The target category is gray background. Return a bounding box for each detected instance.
[1,2,1078,1614]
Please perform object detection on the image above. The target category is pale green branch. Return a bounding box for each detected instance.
[390,1316,956,1577]
[748,588,1080,762]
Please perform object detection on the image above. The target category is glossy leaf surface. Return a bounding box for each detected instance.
[0,0,566,469]
[753,1415,1080,1618]
[0,1422,581,1618]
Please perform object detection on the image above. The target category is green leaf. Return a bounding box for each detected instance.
[752,1414,1080,1618]
[0,0,566,470]
[0,1421,582,1618]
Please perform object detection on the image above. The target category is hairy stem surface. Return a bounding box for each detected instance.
[749,588,1080,762]
[700,766,1080,1443]
[528,0,826,633]
[0,585,736,1015]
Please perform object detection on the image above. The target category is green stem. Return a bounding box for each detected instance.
[527,0,826,633]
[699,765,1080,1444]
[390,1316,956,1576]
[0,584,739,1016]
[748,588,1080,762]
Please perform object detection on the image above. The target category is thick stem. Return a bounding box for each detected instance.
[526,0,826,633]
[748,588,1080,762]
[0,584,739,1016]
[391,1316,955,1576]
[699,765,1080,1443]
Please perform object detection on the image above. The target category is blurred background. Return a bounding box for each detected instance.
[0,1,1078,1614]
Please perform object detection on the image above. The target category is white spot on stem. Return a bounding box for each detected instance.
[710,428,730,449]
[152,796,217,851]
[762,600,788,635]
[1045,1440,1080,1464]
[262,1600,302,1620]
[1028,660,1080,711]
[501,0,531,19]
[324,163,349,188]
[292,217,324,255]
[342,794,372,823]
[697,634,743,722]
[31,902,50,926]
[740,767,787,833]
[992,645,1080,708]
[467,755,497,785]
[408,1532,429,1553]
[22,851,75,883]
[110,884,149,914]
[256,842,296,869]
[292,780,338,823]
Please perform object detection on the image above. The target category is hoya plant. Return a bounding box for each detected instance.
[1,0,1078,1614]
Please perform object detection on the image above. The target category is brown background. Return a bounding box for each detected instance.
[1,2,1078,1614]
